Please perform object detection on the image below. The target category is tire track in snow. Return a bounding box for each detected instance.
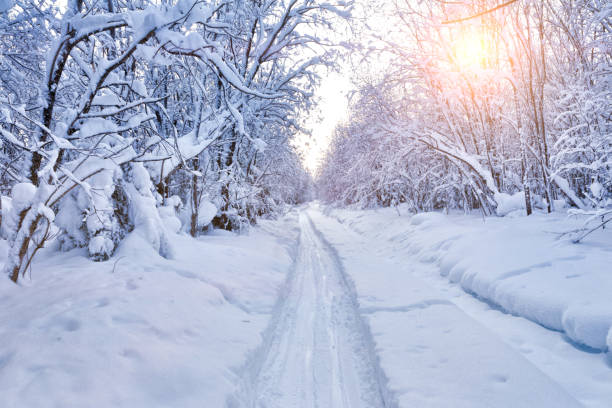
[228,212,392,408]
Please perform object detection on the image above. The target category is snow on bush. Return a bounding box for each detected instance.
[125,163,173,259]
[494,192,526,216]
[85,169,120,261]
[159,196,183,234]
[0,0,338,281]
[1,183,36,241]
[318,1,611,217]
[0,195,12,239]
[55,193,88,251]
[198,200,217,228]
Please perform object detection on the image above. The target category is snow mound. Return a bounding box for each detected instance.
[198,200,217,227]
[562,302,612,350]
[329,206,612,353]
[495,192,526,216]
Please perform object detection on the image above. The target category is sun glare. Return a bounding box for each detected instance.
[450,29,488,71]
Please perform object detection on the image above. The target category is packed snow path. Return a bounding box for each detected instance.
[236,213,389,408]
[306,205,589,408]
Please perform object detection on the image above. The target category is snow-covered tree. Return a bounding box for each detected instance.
[319,0,611,217]
[0,0,348,282]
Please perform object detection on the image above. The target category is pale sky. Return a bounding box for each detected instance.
[293,72,353,175]
[292,0,385,175]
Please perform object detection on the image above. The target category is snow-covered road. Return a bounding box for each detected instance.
[232,212,390,407]
[3,204,607,408]
[306,206,590,408]
[232,206,591,408]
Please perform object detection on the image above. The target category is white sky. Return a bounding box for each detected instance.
[292,71,353,175]
[292,0,386,175]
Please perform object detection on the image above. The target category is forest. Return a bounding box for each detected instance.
[1,1,612,407]
[319,0,611,223]
[0,0,344,282]
[2,1,610,283]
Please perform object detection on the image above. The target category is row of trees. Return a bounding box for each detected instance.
[319,0,611,217]
[0,0,345,282]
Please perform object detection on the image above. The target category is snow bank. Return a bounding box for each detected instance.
[326,206,612,352]
[0,211,299,407]
[308,207,583,408]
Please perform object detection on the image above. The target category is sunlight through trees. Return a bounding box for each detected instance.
[319,0,611,222]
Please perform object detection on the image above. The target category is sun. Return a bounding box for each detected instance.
[450,29,488,71]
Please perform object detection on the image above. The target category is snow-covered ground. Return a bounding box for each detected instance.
[0,213,299,408]
[229,212,391,407]
[2,203,611,408]
[311,203,612,407]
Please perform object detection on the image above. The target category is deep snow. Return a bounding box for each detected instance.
[1,204,611,407]
[322,205,612,352]
[229,212,390,407]
[0,214,298,408]
[314,203,612,407]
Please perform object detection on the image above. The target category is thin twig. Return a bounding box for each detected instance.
[112,256,126,273]
[442,0,518,24]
